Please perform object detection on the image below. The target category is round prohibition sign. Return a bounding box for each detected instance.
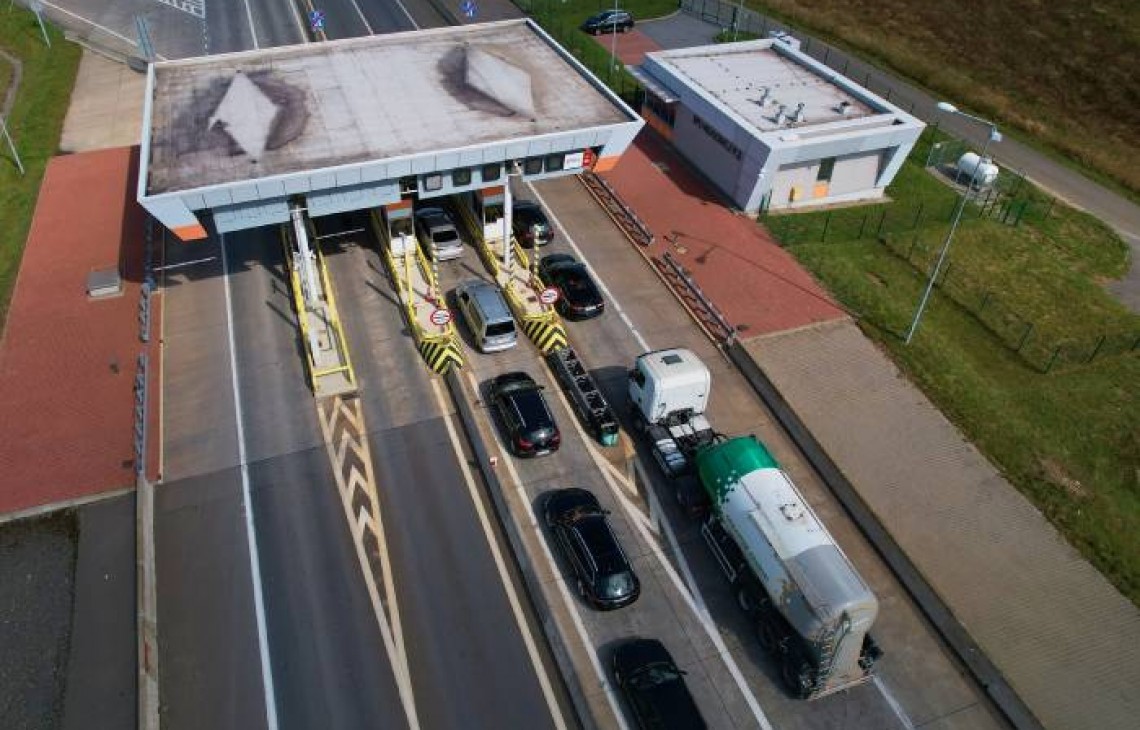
[429,308,452,326]
[539,287,560,305]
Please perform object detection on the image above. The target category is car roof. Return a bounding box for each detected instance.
[460,281,512,320]
[573,516,627,572]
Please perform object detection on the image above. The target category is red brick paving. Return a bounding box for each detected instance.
[0,147,160,514]
[602,133,846,337]
[590,29,661,66]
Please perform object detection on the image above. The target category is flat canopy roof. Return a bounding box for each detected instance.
[143,20,632,195]
[647,42,875,133]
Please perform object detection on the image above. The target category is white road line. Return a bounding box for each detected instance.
[430,379,569,730]
[282,0,308,41]
[540,362,775,730]
[240,0,260,50]
[464,371,631,730]
[344,0,376,35]
[220,234,279,730]
[389,0,420,29]
[525,182,651,353]
[874,675,916,730]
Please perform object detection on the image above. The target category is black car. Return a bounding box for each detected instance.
[581,9,634,35]
[512,200,554,248]
[544,488,640,610]
[612,638,707,730]
[490,372,561,457]
[539,254,605,320]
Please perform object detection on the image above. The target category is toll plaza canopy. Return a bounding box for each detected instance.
[137,19,643,240]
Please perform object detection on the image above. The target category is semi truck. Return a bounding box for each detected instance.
[627,348,721,513]
[628,348,882,698]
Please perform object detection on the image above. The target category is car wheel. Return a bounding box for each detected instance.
[780,649,815,699]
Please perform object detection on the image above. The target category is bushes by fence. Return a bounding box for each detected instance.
[881,233,1139,372]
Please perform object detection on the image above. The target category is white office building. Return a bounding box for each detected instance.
[632,34,925,212]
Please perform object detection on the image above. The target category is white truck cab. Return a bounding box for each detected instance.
[628,348,711,422]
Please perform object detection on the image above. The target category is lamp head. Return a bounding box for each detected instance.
[936,101,958,114]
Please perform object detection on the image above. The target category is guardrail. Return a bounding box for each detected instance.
[657,252,737,345]
[579,172,654,246]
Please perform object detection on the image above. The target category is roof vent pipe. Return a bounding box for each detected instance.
[774,105,787,125]
[792,102,806,123]
[759,86,771,104]
[837,100,852,116]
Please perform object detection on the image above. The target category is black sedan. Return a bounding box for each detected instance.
[544,488,640,610]
[581,9,634,35]
[539,254,605,320]
[512,200,554,248]
[490,372,561,457]
[612,638,707,730]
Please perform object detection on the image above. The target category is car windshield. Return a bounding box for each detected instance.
[486,321,515,337]
[433,229,459,244]
[629,663,682,691]
[559,269,595,295]
[599,572,635,599]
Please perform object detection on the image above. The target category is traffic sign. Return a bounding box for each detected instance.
[539,287,560,305]
[460,0,477,18]
[429,308,453,326]
[309,9,326,32]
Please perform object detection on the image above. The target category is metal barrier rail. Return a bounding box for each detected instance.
[138,219,155,343]
[657,251,737,345]
[133,352,148,478]
[579,172,655,246]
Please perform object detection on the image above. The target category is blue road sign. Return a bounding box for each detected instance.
[309,9,326,32]
[460,0,476,19]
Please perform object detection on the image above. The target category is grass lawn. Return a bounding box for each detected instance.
[0,10,80,325]
[744,1,1140,200]
[776,134,1140,605]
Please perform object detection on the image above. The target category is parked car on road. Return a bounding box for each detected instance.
[612,638,707,730]
[414,206,464,261]
[454,280,517,353]
[539,254,605,320]
[544,488,640,610]
[512,200,554,248]
[581,9,634,35]
[490,372,561,457]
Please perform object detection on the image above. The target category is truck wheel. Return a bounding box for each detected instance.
[780,651,814,699]
[736,585,757,614]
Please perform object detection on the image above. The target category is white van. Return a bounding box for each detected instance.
[455,281,517,353]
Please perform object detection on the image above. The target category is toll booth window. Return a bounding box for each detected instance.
[423,173,443,192]
[481,163,501,182]
[452,168,472,186]
[523,157,544,176]
[817,157,836,182]
[544,154,565,172]
[392,219,413,238]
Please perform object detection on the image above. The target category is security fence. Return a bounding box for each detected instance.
[881,232,1139,372]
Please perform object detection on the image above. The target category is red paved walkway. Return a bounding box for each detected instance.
[602,133,846,336]
[0,147,160,514]
[590,28,660,66]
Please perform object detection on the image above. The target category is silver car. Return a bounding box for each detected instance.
[414,206,464,261]
[455,280,517,353]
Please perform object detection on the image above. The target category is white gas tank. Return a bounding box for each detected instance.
[956,152,999,188]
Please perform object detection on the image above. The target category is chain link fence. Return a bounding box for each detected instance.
[881,232,1139,372]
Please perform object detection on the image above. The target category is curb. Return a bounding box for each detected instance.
[725,341,1043,730]
[443,370,592,729]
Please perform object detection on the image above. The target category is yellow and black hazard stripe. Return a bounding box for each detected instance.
[419,336,464,375]
[522,316,568,354]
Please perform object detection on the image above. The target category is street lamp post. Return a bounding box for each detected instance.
[904,101,1001,344]
[610,0,619,76]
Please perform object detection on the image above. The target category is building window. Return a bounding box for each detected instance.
[817,157,836,182]
[544,153,565,172]
[644,93,676,128]
[481,163,501,182]
[523,157,544,175]
[422,173,443,192]
[452,168,472,186]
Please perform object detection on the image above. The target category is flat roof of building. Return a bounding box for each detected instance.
[143,20,632,195]
[646,41,875,133]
